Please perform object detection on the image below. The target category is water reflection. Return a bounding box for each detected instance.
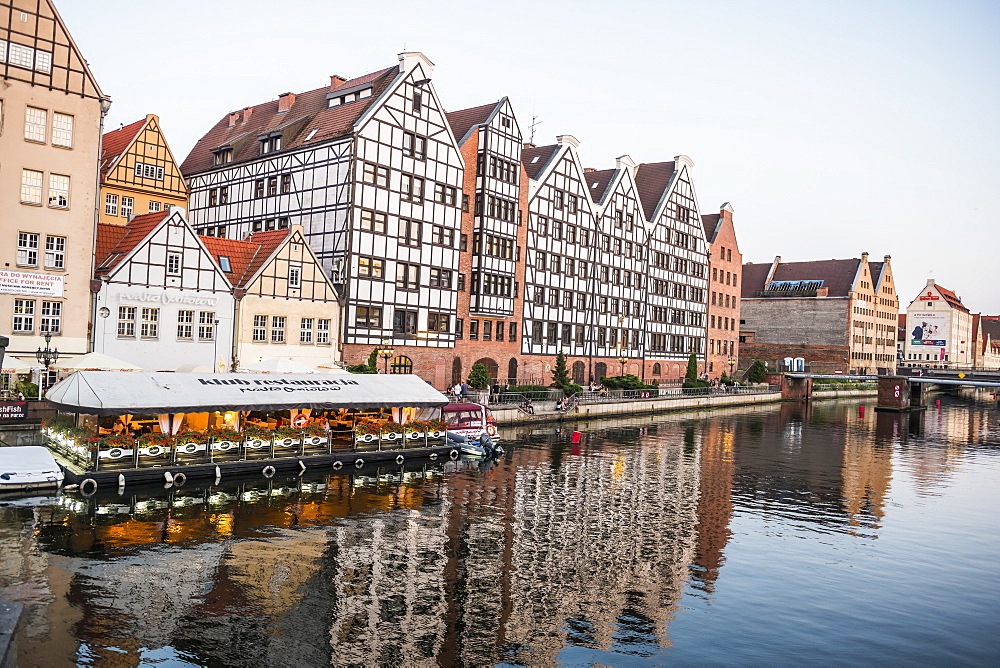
[1,395,998,665]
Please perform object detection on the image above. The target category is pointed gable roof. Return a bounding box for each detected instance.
[521,144,559,180]
[701,213,721,243]
[583,168,616,204]
[634,161,676,221]
[200,229,290,288]
[100,118,147,176]
[446,101,498,145]
[94,212,170,274]
[933,284,969,313]
[181,65,398,175]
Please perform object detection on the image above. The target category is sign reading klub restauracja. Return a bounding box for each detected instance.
[0,270,65,298]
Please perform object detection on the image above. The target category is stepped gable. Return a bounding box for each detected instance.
[634,161,676,220]
[94,211,169,274]
[180,65,398,175]
[100,119,146,176]
[446,101,497,144]
[583,168,616,204]
[521,144,559,180]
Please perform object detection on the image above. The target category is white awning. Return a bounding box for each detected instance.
[44,371,447,415]
[54,352,143,372]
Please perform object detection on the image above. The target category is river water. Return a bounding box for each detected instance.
[1,396,998,666]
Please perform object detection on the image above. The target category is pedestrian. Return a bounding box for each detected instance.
[452,382,462,399]
[460,381,469,400]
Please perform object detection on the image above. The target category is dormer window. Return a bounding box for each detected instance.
[259,134,281,154]
[212,148,232,166]
[326,87,372,108]
[218,256,232,273]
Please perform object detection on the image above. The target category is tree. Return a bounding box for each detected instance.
[550,352,582,396]
[747,359,767,384]
[467,363,491,390]
[685,353,698,383]
[346,347,379,374]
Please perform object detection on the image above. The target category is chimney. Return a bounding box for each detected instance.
[241,106,253,124]
[277,92,296,113]
[861,251,869,263]
[884,254,891,263]
[523,142,536,149]
[584,167,596,173]
[329,74,346,90]
[227,111,240,128]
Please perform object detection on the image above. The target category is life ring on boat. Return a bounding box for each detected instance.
[292,414,308,428]
[355,458,365,468]
[395,454,404,465]
[485,424,498,437]
[108,448,125,460]
[429,453,438,460]
[262,465,276,478]
[332,461,343,470]
[172,472,187,486]
[449,449,459,460]
[79,478,98,496]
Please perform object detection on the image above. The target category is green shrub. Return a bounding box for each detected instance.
[747,359,767,383]
[601,374,656,390]
[467,363,491,390]
[507,385,548,393]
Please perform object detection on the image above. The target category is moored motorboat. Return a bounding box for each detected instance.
[0,446,65,491]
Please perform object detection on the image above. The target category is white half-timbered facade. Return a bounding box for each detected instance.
[92,209,236,371]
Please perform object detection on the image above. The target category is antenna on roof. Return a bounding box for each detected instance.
[528,114,541,144]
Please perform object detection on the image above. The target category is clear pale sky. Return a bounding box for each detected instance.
[59,0,1000,312]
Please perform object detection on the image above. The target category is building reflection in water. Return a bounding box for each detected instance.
[1,397,996,665]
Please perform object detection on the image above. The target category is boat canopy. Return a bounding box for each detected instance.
[443,403,488,412]
[45,371,448,415]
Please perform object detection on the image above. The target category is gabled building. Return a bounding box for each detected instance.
[1,0,110,377]
[702,203,742,379]
[182,52,464,386]
[99,114,188,224]
[902,279,972,368]
[200,227,341,369]
[972,315,1000,370]
[740,253,898,375]
[92,209,236,371]
[446,98,529,385]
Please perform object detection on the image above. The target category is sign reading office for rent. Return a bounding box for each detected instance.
[0,270,65,298]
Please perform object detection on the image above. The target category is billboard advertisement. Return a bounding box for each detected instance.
[910,312,948,347]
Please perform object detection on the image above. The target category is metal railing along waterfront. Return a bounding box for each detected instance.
[569,385,781,404]
[813,382,878,392]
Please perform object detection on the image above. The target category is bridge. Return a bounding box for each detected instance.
[781,373,1000,411]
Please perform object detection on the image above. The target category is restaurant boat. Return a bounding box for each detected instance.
[42,371,459,492]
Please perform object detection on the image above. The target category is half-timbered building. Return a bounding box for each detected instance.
[182,52,464,386]
[446,98,528,385]
[200,226,341,370]
[92,209,236,371]
[99,114,188,225]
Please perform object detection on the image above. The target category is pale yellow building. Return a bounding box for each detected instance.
[1,0,110,377]
[99,114,188,225]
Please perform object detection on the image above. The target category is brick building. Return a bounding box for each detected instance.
[701,203,741,379]
[739,253,898,375]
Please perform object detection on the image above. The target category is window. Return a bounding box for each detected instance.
[17,232,38,266]
[362,162,389,188]
[254,179,265,198]
[509,322,517,341]
[260,135,281,154]
[139,307,159,338]
[317,319,331,344]
[536,252,547,271]
[167,253,181,275]
[199,312,216,341]
[117,306,136,337]
[46,173,69,208]
[51,112,73,147]
[356,306,382,328]
[176,310,194,339]
[267,177,278,196]
[145,200,162,214]
[281,174,292,194]
[288,265,301,288]
[44,236,65,269]
[217,256,232,273]
[118,196,133,218]
[469,319,479,340]
[403,132,426,159]
[133,162,163,180]
[412,90,422,113]
[253,315,267,342]
[399,218,421,246]
[553,190,564,210]
[431,225,454,246]
[457,273,466,291]
[393,309,418,336]
[429,268,452,289]
[270,315,285,343]
[396,263,419,291]
[13,299,34,333]
[300,317,314,344]
[483,320,493,341]
[358,209,387,234]
[567,194,578,214]
[547,322,558,344]
[24,107,46,142]
[219,186,228,205]
[455,318,464,339]
[21,169,42,204]
[39,301,61,333]
[428,312,449,332]
[213,148,232,165]
[358,256,384,279]
[496,321,505,341]
[401,174,424,202]
[209,189,218,206]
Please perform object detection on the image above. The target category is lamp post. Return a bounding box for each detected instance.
[35,332,59,400]
[0,336,8,398]
[727,357,736,378]
[378,341,395,374]
[618,354,628,377]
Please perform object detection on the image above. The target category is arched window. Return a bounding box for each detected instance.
[595,362,608,382]
[451,357,463,386]
[507,358,518,385]
[473,357,499,380]
[390,355,413,374]
[652,363,661,376]
[571,361,586,384]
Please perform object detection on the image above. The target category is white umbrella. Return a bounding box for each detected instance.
[1,357,34,374]
[54,352,143,372]
[316,363,350,375]
[239,357,319,374]
[174,363,214,373]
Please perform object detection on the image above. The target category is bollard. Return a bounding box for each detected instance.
[936,399,941,407]
[571,431,582,444]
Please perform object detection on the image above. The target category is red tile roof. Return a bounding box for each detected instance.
[200,229,289,288]
[180,66,398,175]
[446,101,498,145]
[583,168,616,204]
[634,161,675,221]
[521,144,559,180]
[94,211,169,274]
[933,284,969,313]
[100,118,146,176]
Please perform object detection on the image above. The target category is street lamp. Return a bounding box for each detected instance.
[618,354,628,377]
[378,341,395,374]
[35,332,59,400]
[727,357,736,378]
[0,336,8,398]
